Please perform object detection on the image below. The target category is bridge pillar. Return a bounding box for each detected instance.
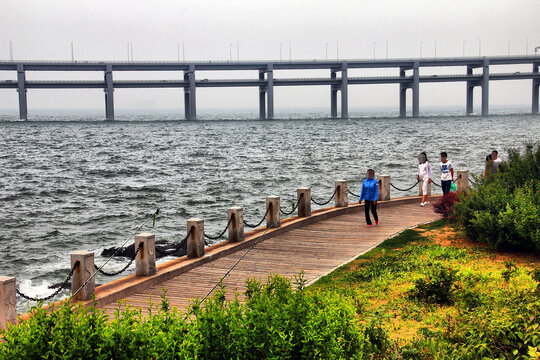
[227,207,244,243]
[259,70,266,120]
[188,65,197,120]
[187,218,204,258]
[134,233,156,276]
[17,64,27,120]
[412,61,420,118]
[532,64,539,114]
[0,276,16,330]
[399,68,407,117]
[334,180,348,207]
[378,175,390,201]
[267,64,274,119]
[481,59,489,116]
[266,196,280,228]
[104,64,114,121]
[330,71,338,118]
[457,170,469,192]
[466,67,474,115]
[296,187,311,217]
[71,251,95,301]
[184,71,191,120]
[340,63,348,119]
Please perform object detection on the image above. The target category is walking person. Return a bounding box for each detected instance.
[416,152,432,206]
[439,152,454,196]
[359,169,379,227]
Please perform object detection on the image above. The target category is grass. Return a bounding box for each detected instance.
[310,220,540,358]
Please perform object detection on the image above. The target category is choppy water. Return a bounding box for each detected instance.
[0,112,539,309]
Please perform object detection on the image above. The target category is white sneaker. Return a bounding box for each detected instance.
[420,202,425,207]
[425,201,430,205]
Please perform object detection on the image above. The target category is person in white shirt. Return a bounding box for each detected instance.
[439,152,454,196]
[491,150,502,173]
[416,152,432,207]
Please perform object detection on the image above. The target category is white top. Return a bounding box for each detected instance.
[439,160,453,181]
[493,157,502,168]
[418,161,432,179]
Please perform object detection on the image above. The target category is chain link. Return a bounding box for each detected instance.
[390,180,419,192]
[347,188,360,198]
[280,193,304,216]
[204,215,234,240]
[311,187,338,206]
[16,260,80,302]
[243,206,271,228]
[431,180,442,187]
[94,243,142,277]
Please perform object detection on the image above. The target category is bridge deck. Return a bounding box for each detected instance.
[100,199,440,317]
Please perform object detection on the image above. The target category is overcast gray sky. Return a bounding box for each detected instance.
[1,0,539,116]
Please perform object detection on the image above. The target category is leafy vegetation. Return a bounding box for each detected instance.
[454,142,540,251]
[311,224,540,359]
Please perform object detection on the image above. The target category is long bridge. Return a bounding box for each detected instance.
[1,56,539,120]
[0,173,470,328]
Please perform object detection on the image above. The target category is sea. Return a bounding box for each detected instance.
[1,108,539,310]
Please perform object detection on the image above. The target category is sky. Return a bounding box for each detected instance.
[0,0,539,116]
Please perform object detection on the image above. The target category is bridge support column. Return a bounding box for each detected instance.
[104,64,114,121]
[340,63,348,119]
[330,71,338,118]
[266,196,280,228]
[187,218,204,258]
[135,233,156,276]
[227,207,244,243]
[17,64,27,120]
[0,276,16,330]
[297,187,311,217]
[412,61,420,118]
[466,67,474,115]
[71,251,95,301]
[532,64,539,114]
[184,71,191,120]
[481,59,489,116]
[399,68,407,117]
[188,65,197,120]
[259,70,266,120]
[457,170,469,193]
[334,180,348,207]
[378,175,390,201]
[267,64,274,119]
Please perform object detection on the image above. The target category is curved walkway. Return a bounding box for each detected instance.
[100,196,441,317]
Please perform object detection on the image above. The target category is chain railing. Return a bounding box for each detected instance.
[16,261,80,302]
[347,188,360,198]
[243,206,271,228]
[204,216,234,240]
[390,180,419,192]
[94,243,143,277]
[280,193,304,216]
[311,187,338,206]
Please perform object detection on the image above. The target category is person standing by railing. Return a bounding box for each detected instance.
[439,152,454,196]
[417,152,432,206]
[359,169,379,227]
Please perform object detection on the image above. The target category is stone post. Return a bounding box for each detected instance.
[266,196,281,228]
[0,276,16,330]
[334,180,348,207]
[378,175,391,201]
[135,233,156,276]
[296,187,311,217]
[457,170,469,192]
[187,218,205,258]
[227,207,244,243]
[71,251,95,301]
[418,180,432,196]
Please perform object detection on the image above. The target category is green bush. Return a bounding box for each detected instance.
[455,142,540,251]
[0,274,373,359]
[409,263,457,304]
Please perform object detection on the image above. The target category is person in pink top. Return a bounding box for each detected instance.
[416,152,432,207]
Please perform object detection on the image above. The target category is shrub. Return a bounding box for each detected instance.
[409,263,457,304]
[433,191,460,220]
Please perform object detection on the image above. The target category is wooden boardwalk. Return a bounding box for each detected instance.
[99,198,441,317]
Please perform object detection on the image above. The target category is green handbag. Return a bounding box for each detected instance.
[450,182,457,191]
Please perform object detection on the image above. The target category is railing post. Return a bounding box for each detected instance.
[266,196,281,228]
[187,218,205,258]
[457,170,469,192]
[334,180,348,207]
[71,251,95,301]
[0,276,16,330]
[378,175,391,201]
[296,187,311,217]
[227,207,244,243]
[418,181,432,196]
[135,233,156,276]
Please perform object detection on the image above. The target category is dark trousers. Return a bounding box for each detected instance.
[441,180,452,196]
[364,200,378,225]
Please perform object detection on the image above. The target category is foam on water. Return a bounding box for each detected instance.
[0,112,539,308]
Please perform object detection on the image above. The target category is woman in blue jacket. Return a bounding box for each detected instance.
[359,169,379,227]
